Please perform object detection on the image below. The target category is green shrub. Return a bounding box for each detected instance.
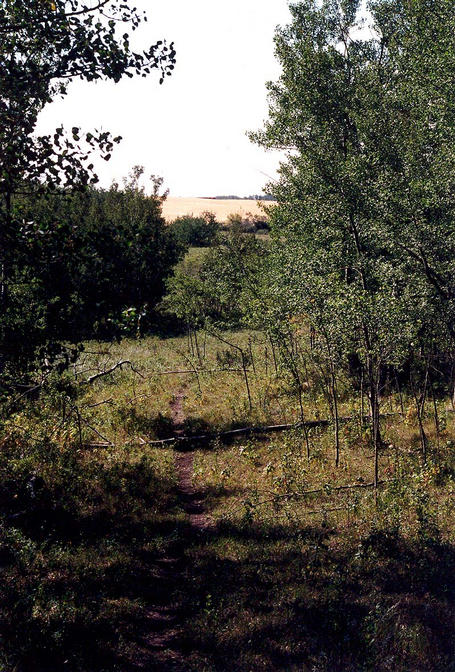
[169,211,220,247]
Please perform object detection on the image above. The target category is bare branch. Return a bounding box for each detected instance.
[83,360,145,384]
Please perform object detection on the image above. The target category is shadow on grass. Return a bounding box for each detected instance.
[3,478,455,672]
[172,522,455,672]
[0,459,186,672]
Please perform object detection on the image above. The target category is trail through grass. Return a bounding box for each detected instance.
[2,330,455,670]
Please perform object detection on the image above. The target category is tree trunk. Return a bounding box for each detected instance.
[241,351,253,411]
[412,357,430,463]
[194,329,202,364]
[330,365,340,468]
[296,381,311,460]
[0,190,12,375]
[360,366,365,428]
[367,357,381,496]
[430,377,440,449]
[394,368,405,415]
[249,337,256,374]
[270,335,278,374]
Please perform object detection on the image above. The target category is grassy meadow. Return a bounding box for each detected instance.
[2,326,455,670]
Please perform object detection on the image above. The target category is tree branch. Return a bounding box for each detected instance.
[83,360,144,384]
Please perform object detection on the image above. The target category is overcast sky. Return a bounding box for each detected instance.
[36,1,292,197]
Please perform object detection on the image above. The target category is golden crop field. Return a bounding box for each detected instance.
[162,197,271,222]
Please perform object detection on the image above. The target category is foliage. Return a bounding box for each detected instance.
[1,170,183,384]
[163,228,268,331]
[240,0,455,473]
[0,0,175,199]
[169,211,220,247]
[0,1,175,376]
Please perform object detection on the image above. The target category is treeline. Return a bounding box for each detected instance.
[167,211,271,249]
[209,194,276,201]
[164,0,455,480]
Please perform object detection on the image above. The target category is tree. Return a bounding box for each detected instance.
[250,0,455,479]
[0,1,176,374]
[163,228,265,331]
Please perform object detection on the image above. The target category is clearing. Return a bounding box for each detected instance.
[3,330,455,671]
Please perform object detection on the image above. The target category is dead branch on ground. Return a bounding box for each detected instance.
[83,360,145,384]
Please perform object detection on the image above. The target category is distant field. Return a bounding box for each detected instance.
[162,197,271,222]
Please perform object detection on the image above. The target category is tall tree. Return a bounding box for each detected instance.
[251,0,455,476]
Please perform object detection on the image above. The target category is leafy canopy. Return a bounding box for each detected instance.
[0,1,176,377]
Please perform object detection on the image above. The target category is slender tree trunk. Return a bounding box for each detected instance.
[270,335,278,375]
[241,351,252,411]
[360,366,365,428]
[0,190,12,375]
[304,424,311,461]
[75,405,83,449]
[367,357,381,498]
[411,368,429,464]
[321,331,340,468]
[414,356,430,463]
[450,360,455,411]
[248,337,256,374]
[294,372,310,460]
[394,368,405,415]
[429,377,440,449]
[384,371,391,411]
[0,191,10,307]
[330,365,340,467]
[310,326,315,350]
[194,329,202,364]
[413,388,428,463]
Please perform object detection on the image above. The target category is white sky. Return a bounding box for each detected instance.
[36,0,292,197]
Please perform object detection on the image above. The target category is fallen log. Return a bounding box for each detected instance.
[83,442,111,448]
[150,367,252,376]
[144,412,401,447]
[144,422,300,446]
[82,412,402,449]
[224,479,393,517]
[83,422,302,449]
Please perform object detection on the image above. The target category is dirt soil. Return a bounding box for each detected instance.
[128,388,212,670]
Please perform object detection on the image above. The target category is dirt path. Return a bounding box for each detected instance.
[171,390,214,532]
[129,389,212,670]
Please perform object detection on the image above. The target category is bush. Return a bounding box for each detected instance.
[169,211,220,247]
[225,212,269,234]
[3,174,184,376]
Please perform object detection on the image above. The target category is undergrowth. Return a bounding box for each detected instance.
[0,385,180,671]
[2,331,455,670]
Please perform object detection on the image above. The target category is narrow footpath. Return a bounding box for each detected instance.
[129,388,212,670]
[172,390,214,533]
